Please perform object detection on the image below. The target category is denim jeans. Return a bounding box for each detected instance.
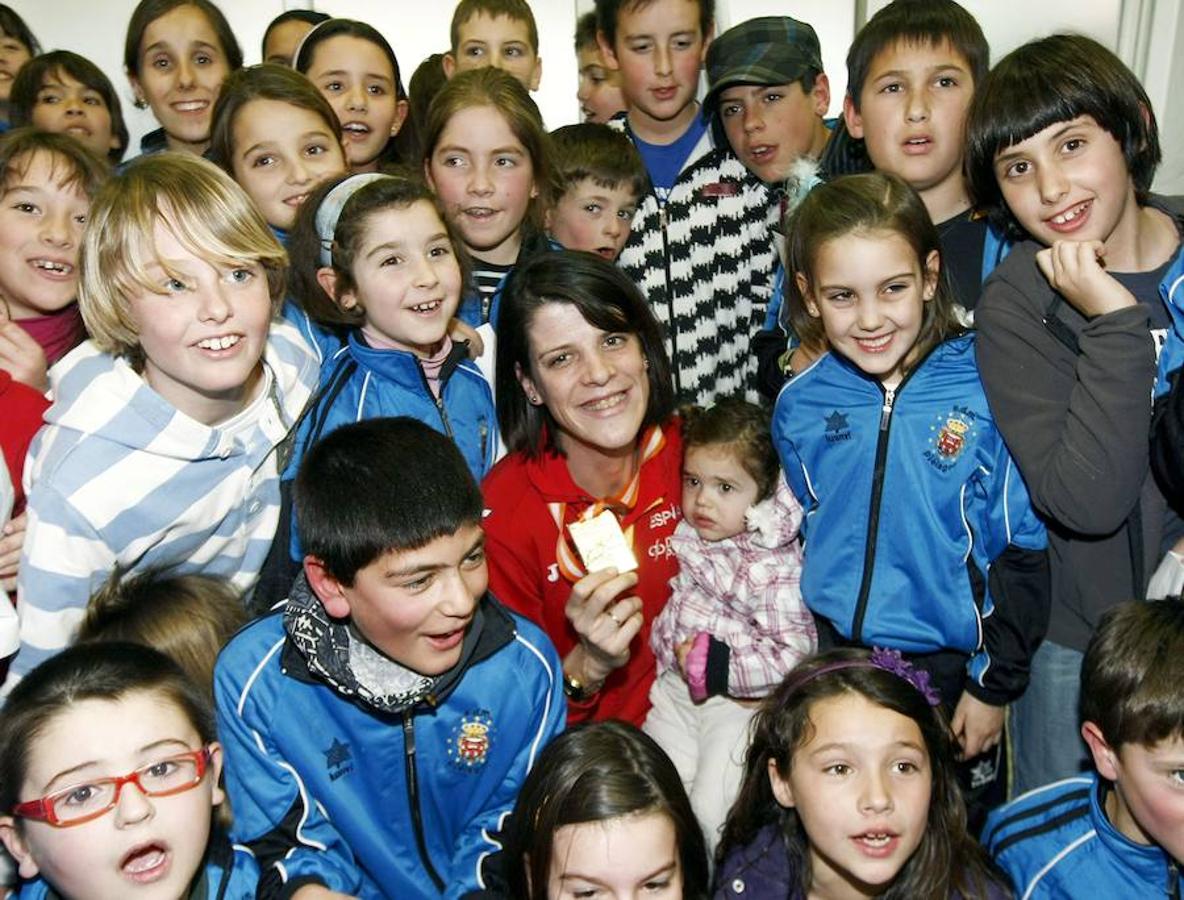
[1009,639,1091,797]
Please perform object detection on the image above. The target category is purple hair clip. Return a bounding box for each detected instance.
[869,647,943,706]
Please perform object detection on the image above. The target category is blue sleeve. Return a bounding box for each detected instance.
[214,652,363,899]
[763,266,786,333]
[772,395,814,515]
[445,629,566,898]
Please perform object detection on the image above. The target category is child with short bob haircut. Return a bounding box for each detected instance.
[123,0,243,157]
[574,10,625,124]
[717,648,1008,898]
[9,51,129,164]
[281,169,498,562]
[984,598,1184,897]
[0,128,109,392]
[12,153,318,684]
[773,172,1050,821]
[215,416,565,899]
[646,397,815,851]
[444,0,542,92]
[0,641,257,900]
[966,34,1183,796]
[295,18,410,174]
[545,122,645,261]
[78,568,247,699]
[424,66,554,328]
[503,721,710,899]
[842,0,1004,313]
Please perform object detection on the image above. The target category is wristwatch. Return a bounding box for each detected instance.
[563,672,602,702]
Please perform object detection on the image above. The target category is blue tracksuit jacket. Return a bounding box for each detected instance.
[214,587,565,899]
[984,773,1180,898]
[772,332,1049,703]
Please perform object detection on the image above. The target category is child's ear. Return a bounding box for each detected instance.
[207,741,226,808]
[596,31,619,70]
[843,94,864,140]
[529,56,542,92]
[0,817,41,881]
[316,266,357,312]
[126,72,146,110]
[1082,721,1121,782]
[699,23,715,62]
[767,758,795,809]
[923,249,940,301]
[303,556,352,619]
[810,73,831,117]
[794,272,820,318]
[424,158,436,191]
[442,53,457,79]
[391,99,410,138]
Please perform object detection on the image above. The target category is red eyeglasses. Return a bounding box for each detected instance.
[12,746,213,828]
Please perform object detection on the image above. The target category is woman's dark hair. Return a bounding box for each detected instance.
[261,9,330,62]
[682,397,778,501]
[10,51,129,163]
[208,64,342,174]
[0,5,39,57]
[288,168,469,326]
[422,67,556,229]
[966,33,1161,241]
[719,648,1001,898]
[497,250,675,456]
[124,0,243,78]
[295,18,412,168]
[503,721,709,899]
[0,642,215,815]
[785,171,963,368]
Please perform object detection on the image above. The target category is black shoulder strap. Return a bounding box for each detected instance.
[1041,294,1081,355]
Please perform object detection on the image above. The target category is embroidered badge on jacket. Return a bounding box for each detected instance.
[449,710,494,770]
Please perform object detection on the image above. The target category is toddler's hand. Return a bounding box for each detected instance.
[674,637,695,675]
[0,319,49,393]
[951,691,1005,759]
[1035,240,1136,319]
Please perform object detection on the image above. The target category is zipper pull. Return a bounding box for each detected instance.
[659,203,668,231]
[879,387,896,430]
[402,711,415,755]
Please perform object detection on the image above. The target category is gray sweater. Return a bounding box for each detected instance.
[975,196,1184,650]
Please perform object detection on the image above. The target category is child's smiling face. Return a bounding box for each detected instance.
[0,691,223,900]
[993,115,1138,249]
[0,150,90,319]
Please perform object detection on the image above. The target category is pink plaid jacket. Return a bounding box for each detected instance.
[651,480,817,698]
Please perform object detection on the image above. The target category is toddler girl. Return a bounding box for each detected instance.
[123,0,242,157]
[423,66,553,329]
[283,170,498,560]
[9,51,128,163]
[295,18,409,174]
[0,641,256,899]
[646,397,816,851]
[772,172,1050,824]
[716,648,1007,898]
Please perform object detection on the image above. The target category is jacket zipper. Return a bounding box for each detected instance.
[402,712,445,892]
[1169,860,1179,899]
[658,201,681,397]
[851,385,897,643]
[417,358,456,440]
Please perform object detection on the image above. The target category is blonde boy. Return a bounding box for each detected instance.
[10,154,317,684]
[444,0,542,91]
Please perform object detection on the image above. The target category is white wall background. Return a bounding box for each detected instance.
[11,0,1184,190]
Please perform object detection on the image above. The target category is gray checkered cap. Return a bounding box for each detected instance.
[704,16,824,115]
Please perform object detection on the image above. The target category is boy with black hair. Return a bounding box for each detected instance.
[545,123,646,261]
[967,33,1183,797]
[575,11,626,124]
[984,599,1184,897]
[215,418,565,900]
[444,0,542,92]
[596,0,779,404]
[843,0,1004,313]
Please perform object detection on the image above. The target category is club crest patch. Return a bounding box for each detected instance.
[925,407,978,471]
[449,710,494,770]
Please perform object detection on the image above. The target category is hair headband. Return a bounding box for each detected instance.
[786,647,943,706]
[316,173,389,267]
